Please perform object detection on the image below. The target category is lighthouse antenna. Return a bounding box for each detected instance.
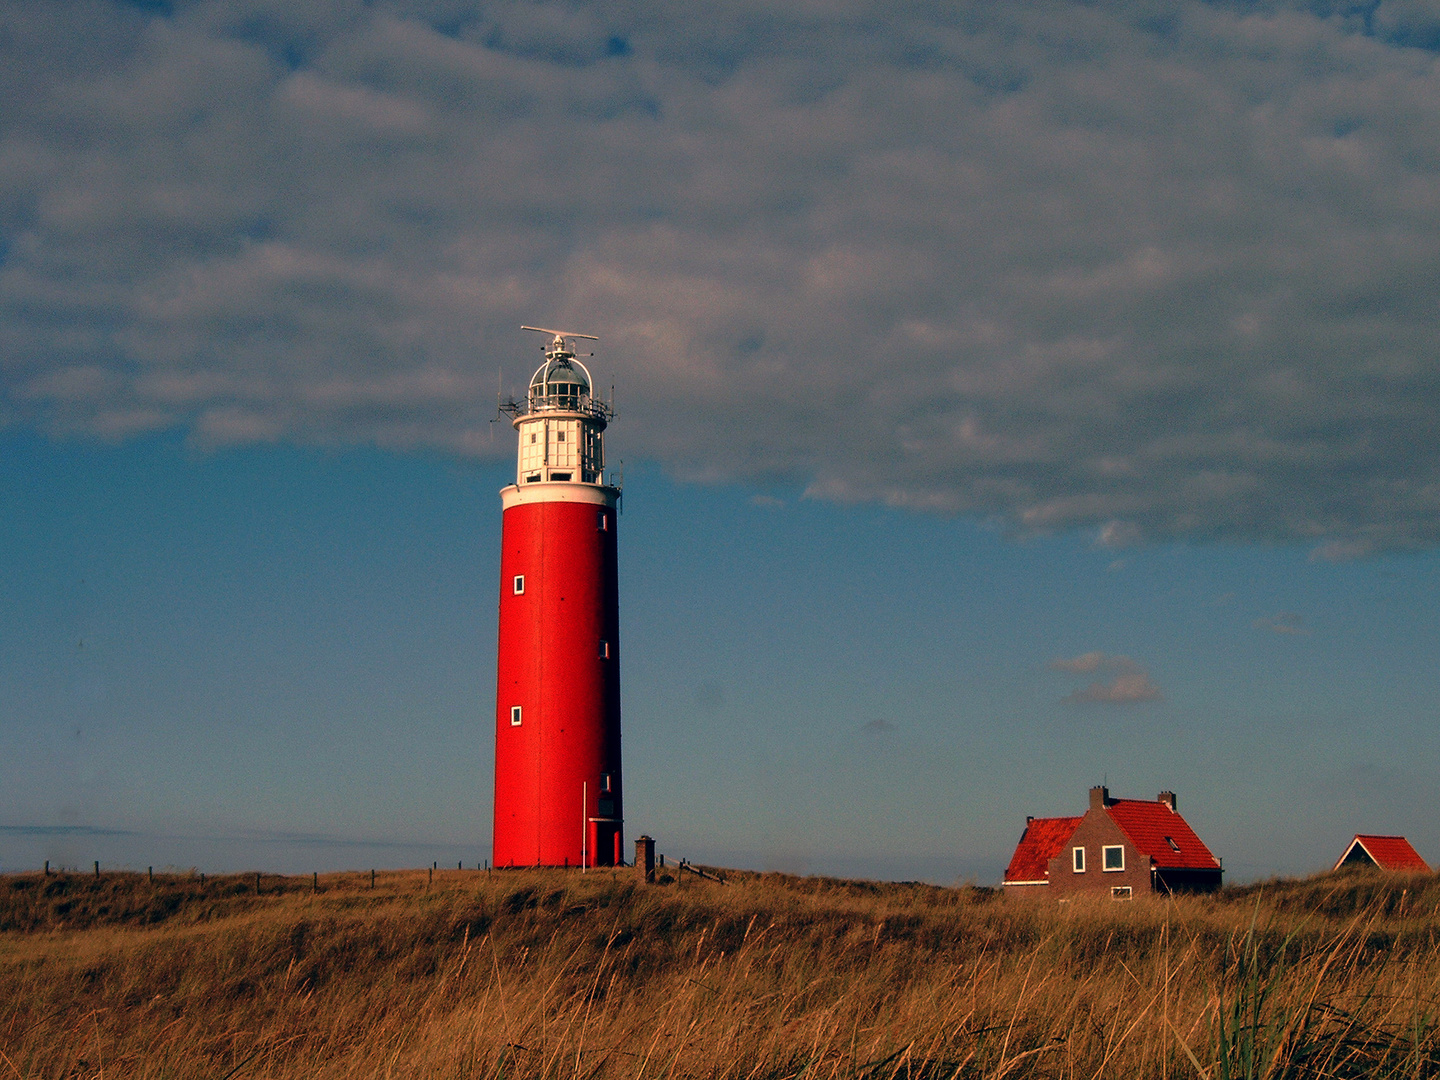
[521,325,598,355]
[521,325,599,340]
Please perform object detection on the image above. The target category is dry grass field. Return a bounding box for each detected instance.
[2,864,1439,1078]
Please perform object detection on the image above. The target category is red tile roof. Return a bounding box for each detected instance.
[1106,799,1221,870]
[1334,835,1430,872]
[1003,816,1082,883]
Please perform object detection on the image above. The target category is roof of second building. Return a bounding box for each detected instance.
[1003,816,1083,883]
[1106,799,1221,870]
[1334,835,1430,872]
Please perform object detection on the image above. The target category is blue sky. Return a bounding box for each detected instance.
[3,0,1440,882]
[4,431,1437,881]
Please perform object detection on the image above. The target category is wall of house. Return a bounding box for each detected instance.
[1000,882,1052,900]
[1046,808,1154,899]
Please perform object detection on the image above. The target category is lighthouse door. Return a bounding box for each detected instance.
[590,821,620,867]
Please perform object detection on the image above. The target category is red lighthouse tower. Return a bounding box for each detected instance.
[492,327,623,868]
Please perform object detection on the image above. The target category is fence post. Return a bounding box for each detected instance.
[94,861,100,878]
[313,871,318,894]
[148,866,153,883]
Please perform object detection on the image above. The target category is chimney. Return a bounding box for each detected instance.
[635,835,656,883]
[1089,785,1110,810]
[1158,791,1176,812]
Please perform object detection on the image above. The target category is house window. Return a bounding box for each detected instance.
[1072,847,1085,873]
[1103,845,1125,871]
[1166,836,1180,852]
[598,640,610,660]
[1111,886,1133,900]
[510,706,522,727]
[513,575,525,595]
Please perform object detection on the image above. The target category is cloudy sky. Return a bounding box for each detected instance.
[3,0,1439,881]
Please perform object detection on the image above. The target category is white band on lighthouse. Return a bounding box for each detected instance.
[500,482,617,510]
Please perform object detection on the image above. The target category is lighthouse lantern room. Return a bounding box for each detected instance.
[492,327,623,868]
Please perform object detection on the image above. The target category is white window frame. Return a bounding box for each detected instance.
[513,575,525,595]
[1103,845,1125,872]
[510,706,522,727]
[1072,846,1085,873]
[1111,886,1133,900]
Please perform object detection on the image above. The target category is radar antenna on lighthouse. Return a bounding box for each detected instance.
[521,325,599,345]
[492,325,624,868]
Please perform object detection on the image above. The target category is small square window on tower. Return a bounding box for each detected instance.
[513,575,525,595]
[598,639,610,660]
[597,512,609,531]
[510,706,522,727]
[600,773,613,793]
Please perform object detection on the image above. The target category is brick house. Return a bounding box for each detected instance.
[1003,786,1222,899]
[1332,835,1430,872]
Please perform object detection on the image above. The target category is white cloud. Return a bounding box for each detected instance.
[1060,672,1164,705]
[3,1,1440,551]
[1096,521,1142,549]
[1050,652,1162,704]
